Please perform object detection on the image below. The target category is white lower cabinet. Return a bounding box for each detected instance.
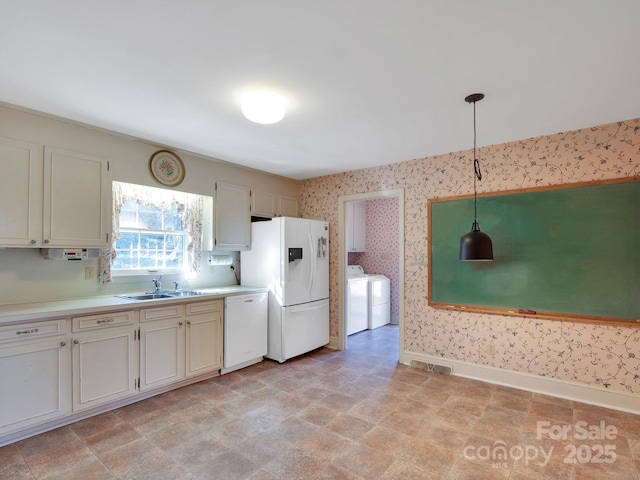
[0,320,70,436]
[139,300,223,385]
[0,298,225,445]
[140,305,185,391]
[185,301,223,377]
[71,325,137,412]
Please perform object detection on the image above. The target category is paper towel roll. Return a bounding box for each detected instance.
[208,254,233,266]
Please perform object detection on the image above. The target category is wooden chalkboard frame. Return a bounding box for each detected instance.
[427,176,640,326]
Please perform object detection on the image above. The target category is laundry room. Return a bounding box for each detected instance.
[345,196,400,336]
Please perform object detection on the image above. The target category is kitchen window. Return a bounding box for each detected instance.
[114,198,189,272]
[100,182,211,283]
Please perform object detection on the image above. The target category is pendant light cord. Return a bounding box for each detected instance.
[472,100,482,231]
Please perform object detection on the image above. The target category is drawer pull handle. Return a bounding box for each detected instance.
[96,318,115,324]
[16,328,39,335]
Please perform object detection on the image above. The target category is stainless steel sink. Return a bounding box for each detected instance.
[118,290,205,301]
[165,290,204,297]
[118,293,174,301]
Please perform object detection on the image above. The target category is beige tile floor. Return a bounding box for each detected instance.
[1,325,639,479]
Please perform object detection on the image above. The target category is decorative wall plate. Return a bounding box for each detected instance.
[149,150,185,186]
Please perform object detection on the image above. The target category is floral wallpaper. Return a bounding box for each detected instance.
[300,119,640,395]
[348,197,400,322]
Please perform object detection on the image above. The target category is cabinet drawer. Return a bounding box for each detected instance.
[72,311,135,332]
[186,300,222,316]
[140,304,184,323]
[0,319,66,343]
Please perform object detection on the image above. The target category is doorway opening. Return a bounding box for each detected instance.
[338,189,404,360]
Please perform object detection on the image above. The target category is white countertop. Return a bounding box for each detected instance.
[0,286,267,326]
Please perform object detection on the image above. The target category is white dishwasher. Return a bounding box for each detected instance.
[221,292,268,374]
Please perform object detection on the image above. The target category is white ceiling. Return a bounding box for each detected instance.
[1,1,639,180]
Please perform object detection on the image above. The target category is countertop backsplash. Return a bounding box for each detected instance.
[0,248,240,306]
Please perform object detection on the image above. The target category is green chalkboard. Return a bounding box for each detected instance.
[428,178,640,323]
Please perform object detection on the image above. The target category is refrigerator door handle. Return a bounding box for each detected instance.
[308,232,315,292]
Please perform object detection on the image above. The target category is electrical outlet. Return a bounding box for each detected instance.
[412,254,424,265]
[487,343,496,355]
[84,267,95,280]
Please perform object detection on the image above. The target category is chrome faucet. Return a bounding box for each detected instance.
[152,275,164,292]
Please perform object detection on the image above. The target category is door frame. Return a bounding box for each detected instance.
[337,189,405,360]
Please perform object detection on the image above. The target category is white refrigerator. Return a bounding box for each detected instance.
[241,217,330,362]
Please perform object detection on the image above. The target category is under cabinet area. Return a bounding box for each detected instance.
[0,320,69,437]
[0,137,110,248]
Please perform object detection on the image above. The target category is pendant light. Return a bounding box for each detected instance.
[459,93,494,261]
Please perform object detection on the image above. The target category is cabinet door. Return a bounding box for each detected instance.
[72,327,136,411]
[251,190,276,218]
[0,137,43,247]
[345,202,355,252]
[0,338,70,435]
[215,181,251,250]
[278,195,299,217]
[140,319,185,391]
[352,202,367,251]
[186,311,222,378]
[44,147,110,248]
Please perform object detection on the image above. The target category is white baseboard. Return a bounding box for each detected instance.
[402,351,640,415]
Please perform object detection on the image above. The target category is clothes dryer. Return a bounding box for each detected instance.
[367,274,390,329]
[348,265,390,330]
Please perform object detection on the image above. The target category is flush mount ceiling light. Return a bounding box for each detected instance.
[459,93,494,261]
[241,90,286,124]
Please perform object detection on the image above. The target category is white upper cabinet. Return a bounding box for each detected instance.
[278,195,299,217]
[346,201,366,252]
[0,138,43,246]
[0,137,110,248]
[214,181,251,250]
[251,189,298,218]
[251,190,276,218]
[44,147,110,248]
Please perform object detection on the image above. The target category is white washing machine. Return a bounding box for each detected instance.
[347,265,369,335]
[349,265,390,330]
